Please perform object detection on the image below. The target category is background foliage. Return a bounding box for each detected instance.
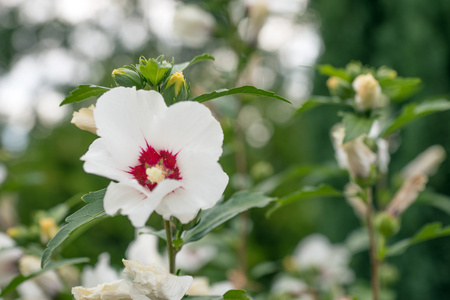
[1,0,450,299]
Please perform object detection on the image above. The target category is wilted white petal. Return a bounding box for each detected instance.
[401,145,446,179]
[386,174,428,217]
[123,259,192,300]
[342,137,377,179]
[82,253,120,288]
[72,279,132,300]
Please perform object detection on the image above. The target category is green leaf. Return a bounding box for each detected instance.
[381,99,450,137]
[183,191,275,244]
[342,113,376,143]
[189,86,291,104]
[172,54,215,74]
[317,64,352,81]
[41,189,108,268]
[60,85,110,106]
[223,290,251,300]
[416,192,450,216]
[386,222,450,257]
[296,96,351,114]
[379,77,421,101]
[1,257,89,297]
[267,185,342,217]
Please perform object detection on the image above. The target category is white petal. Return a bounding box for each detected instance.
[149,101,223,160]
[82,138,130,182]
[156,151,228,223]
[94,87,167,169]
[104,179,183,228]
[82,253,120,288]
[123,259,193,300]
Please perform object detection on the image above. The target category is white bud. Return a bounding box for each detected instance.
[19,255,63,296]
[352,74,383,112]
[71,105,97,134]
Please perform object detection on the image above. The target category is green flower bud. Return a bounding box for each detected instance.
[112,67,144,88]
[139,56,172,87]
[162,72,189,105]
[374,212,400,238]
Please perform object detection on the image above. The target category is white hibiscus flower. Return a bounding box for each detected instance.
[81,87,228,227]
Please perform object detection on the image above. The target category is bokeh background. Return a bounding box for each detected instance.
[1,0,450,299]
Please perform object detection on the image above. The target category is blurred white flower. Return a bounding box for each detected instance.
[352,74,384,112]
[82,253,120,288]
[71,105,97,135]
[271,275,311,300]
[176,243,217,273]
[173,5,215,48]
[186,277,210,296]
[126,227,166,269]
[81,87,228,227]
[368,121,390,174]
[18,255,63,296]
[293,234,353,287]
[401,145,446,179]
[0,232,22,286]
[123,259,192,300]
[73,279,132,300]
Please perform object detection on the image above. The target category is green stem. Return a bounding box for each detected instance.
[164,219,176,274]
[365,187,379,300]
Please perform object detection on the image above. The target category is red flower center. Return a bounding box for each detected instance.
[129,143,181,191]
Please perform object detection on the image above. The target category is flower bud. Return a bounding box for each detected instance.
[386,173,428,217]
[374,212,400,238]
[112,67,144,88]
[71,105,97,134]
[39,217,59,244]
[163,72,189,105]
[352,73,383,112]
[326,76,351,97]
[139,56,172,87]
[19,255,63,295]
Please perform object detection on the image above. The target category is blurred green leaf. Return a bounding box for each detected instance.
[296,96,351,114]
[60,85,109,106]
[172,53,215,74]
[223,290,251,300]
[342,113,376,143]
[416,192,450,216]
[182,297,222,300]
[386,222,450,257]
[267,185,342,217]
[41,189,108,268]
[317,64,352,81]
[183,191,275,244]
[379,77,421,102]
[190,86,291,104]
[0,257,89,297]
[381,99,450,137]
